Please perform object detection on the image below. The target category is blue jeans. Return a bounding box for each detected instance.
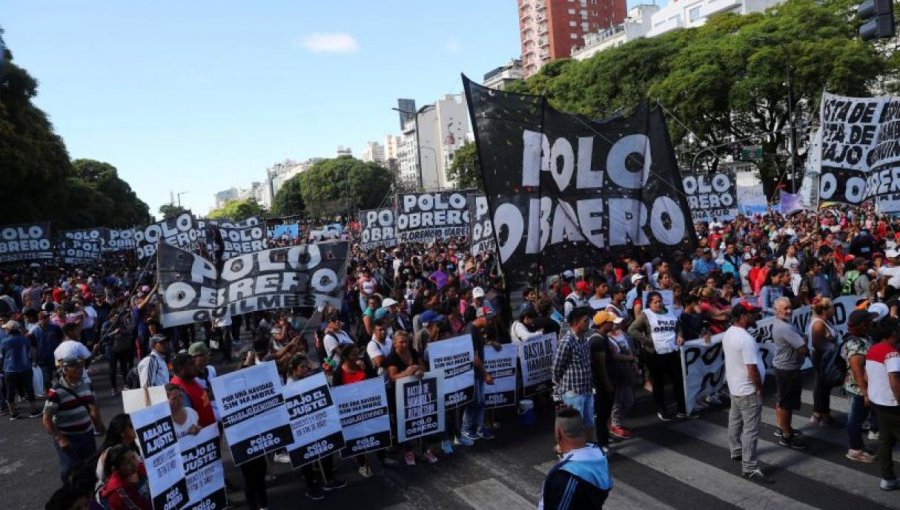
[53,430,97,483]
[562,390,595,427]
[847,394,876,450]
[462,379,485,435]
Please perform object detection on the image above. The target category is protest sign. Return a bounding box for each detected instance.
[283,372,345,468]
[463,76,695,279]
[122,386,167,414]
[106,228,136,252]
[425,334,475,409]
[331,377,392,459]
[157,241,347,327]
[518,333,557,396]
[469,194,496,256]
[358,208,398,250]
[736,172,767,216]
[396,192,470,243]
[272,224,300,239]
[483,343,518,409]
[682,171,737,222]
[134,212,200,261]
[61,238,103,265]
[0,222,53,263]
[179,425,227,510]
[211,362,294,465]
[396,371,446,443]
[130,402,189,510]
[218,221,268,261]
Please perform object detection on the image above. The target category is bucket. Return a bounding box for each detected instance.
[518,399,536,427]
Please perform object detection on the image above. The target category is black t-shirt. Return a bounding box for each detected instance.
[680,311,705,340]
[534,316,561,336]
[383,347,421,374]
[588,332,613,390]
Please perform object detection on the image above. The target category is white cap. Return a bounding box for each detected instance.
[631,274,645,284]
[472,287,486,299]
[381,298,399,308]
[562,270,575,279]
[886,249,900,259]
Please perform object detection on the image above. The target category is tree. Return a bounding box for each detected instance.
[159,204,188,220]
[298,156,393,217]
[448,143,483,191]
[271,175,305,217]
[207,198,266,221]
[72,159,151,226]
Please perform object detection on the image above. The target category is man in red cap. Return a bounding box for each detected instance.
[564,280,591,320]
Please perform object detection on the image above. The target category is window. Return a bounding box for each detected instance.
[689,7,701,21]
[568,8,576,14]
[571,33,578,39]
[570,21,577,26]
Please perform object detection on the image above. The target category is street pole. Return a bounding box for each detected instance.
[786,64,797,194]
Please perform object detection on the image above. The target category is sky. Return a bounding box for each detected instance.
[2,0,656,218]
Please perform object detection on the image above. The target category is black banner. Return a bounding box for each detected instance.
[469,194,496,256]
[60,238,103,265]
[152,480,190,510]
[399,376,442,441]
[134,212,200,261]
[229,426,295,466]
[157,241,348,327]
[217,218,268,261]
[396,192,470,243]
[343,430,392,457]
[106,228,136,252]
[682,171,737,222]
[358,208,398,250]
[463,75,696,279]
[0,222,53,263]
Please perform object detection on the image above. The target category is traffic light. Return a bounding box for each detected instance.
[859,0,896,41]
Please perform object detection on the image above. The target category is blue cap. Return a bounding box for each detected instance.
[419,310,444,325]
[374,307,390,321]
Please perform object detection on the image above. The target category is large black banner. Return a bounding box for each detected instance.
[134,212,201,261]
[469,194,496,256]
[157,241,348,327]
[463,76,695,278]
[106,228,136,252]
[358,208,398,251]
[682,171,737,222]
[0,223,53,263]
[395,192,470,243]
[216,217,268,261]
[61,228,108,264]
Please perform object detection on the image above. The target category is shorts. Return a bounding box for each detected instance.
[4,371,35,403]
[562,391,595,427]
[775,369,802,410]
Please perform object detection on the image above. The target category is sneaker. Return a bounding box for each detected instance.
[382,457,399,467]
[273,452,291,464]
[808,414,821,426]
[322,478,347,491]
[441,440,454,455]
[455,435,475,447]
[404,451,416,466]
[880,478,900,491]
[478,429,495,440]
[424,450,439,464]
[358,465,373,478]
[305,485,325,501]
[28,409,42,419]
[778,436,808,450]
[846,449,876,463]
[609,425,633,439]
[657,412,673,422]
[742,469,773,484]
[9,412,21,421]
[868,431,880,441]
[461,430,480,442]
[676,412,699,420]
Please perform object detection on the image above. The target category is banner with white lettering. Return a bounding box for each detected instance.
[469,194,496,256]
[331,377,392,459]
[134,212,200,261]
[106,228,136,252]
[396,192,470,243]
[396,371,446,443]
[463,75,696,279]
[736,172,767,216]
[211,362,294,465]
[217,219,268,261]
[283,372,345,468]
[358,208,398,250]
[682,171,737,222]
[60,239,103,265]
[179,425,227,510]
[130,402,189,510]
[0,222,53,263]
[425,334,475,409]
[518,333,557,396]
[62,228,109,250]
[483,343,518,408]
[157,241,347,327]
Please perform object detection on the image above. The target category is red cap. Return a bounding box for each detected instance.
[575,281,590,293]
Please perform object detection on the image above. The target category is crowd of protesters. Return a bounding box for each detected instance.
[0,206,896,510]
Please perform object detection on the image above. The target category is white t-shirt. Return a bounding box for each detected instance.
[644,309,678,355]
[865,343,900,407]
[588,296,611,310]
[196,365,220,420]
[323,330,354,362]
[172,407,199,439]
[81,306,97,329]
[367,336,392,362]
[723,325,763,397]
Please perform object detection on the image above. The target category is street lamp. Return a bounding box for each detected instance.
[177,191,189,207]
[751,37,797,193]
[392,104,435,190]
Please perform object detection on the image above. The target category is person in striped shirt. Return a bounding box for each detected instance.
[42,356,106,482]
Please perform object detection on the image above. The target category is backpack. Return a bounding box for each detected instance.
[124,366,141,390]
[819,345,848,387]
[841,270,860,296]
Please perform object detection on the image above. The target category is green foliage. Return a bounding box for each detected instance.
[272,174,305,217]
[207,198,266,221]
[159,204,189,220]
[298,156,393,217]
[448,143,483,191]
[72,159,151,226]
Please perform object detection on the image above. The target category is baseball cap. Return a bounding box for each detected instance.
[868,302,889,322]
[150,334,168,345]
[188,342,210,356]
[592,311,622,326]
[731,301,761,317]
[886,249,900,259]
[548,275,561,286]
[575,281,590,293]
[475,306,495,319]
[472,287,486,299]
[381,298,399,308]
[631,274,645,285]
[848,309,879,327]
[374,307,390,321]
[420,310,444,325]
[562,270,575,280]
[1,320,21,331]
[609,284,625,294]
[60,356,83,367]
[844,254,856,263]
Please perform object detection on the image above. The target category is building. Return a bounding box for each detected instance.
[397,94,473,191]
[213,187,239,209]
[397,98,416,129]
[571,4,658,60]
[398,121,420,188]
[519,0,627,78]
[336,145,353,157]
[648,0,782,37]
[361,141,386,164]
[483,59,525,90]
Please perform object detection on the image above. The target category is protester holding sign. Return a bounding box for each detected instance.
[384,330,438,465]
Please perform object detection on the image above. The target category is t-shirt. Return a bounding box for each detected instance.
[865,342,900,408]
[383,348,421,375]
[588,332,613,390]
[772,318,806,371]
[723,325,763,397]
[1,334,31,373]
[171,376,216,427]
[841,335,872,396]
[323,330,354,362]
[44,378,95,435]
[172,407,199,439]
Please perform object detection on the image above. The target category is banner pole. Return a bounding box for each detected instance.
[317,457,328,485]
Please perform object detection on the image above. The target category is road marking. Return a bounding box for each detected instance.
[800,388,849,414]
[615,438,818,510]
[452,478,535,510]
[673,418,894,508]
[534,461,677,510]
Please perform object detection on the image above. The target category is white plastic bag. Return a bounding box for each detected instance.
[32,365,45,397]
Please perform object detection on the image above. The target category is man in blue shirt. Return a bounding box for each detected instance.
[1,320,42,419]
[693,248,719,277]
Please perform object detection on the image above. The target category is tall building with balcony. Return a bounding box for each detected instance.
[571,4,659,59]
[483,59,524,90]
[647,0,782,37]
[519,0,627,78]
[361,141,386,165]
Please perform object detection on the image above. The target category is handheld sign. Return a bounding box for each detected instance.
[331,377,392,459]
[396,371,446,443]
[425,334,475,409]
[179,424,227,510]
[483,343,518,408]
[518,333,557,396]
[130,402,189,510]
[283,372,345,468]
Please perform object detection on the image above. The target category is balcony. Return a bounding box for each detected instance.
[700,0,741,17]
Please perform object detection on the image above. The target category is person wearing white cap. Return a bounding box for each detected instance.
[625,274,647,316]
[877,250,900,290]
[137,334,170,388]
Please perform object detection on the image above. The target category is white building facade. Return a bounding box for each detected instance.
[361,141,386,164]
[571,5,658,60]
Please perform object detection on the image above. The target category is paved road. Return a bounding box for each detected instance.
[5,350,897,509]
